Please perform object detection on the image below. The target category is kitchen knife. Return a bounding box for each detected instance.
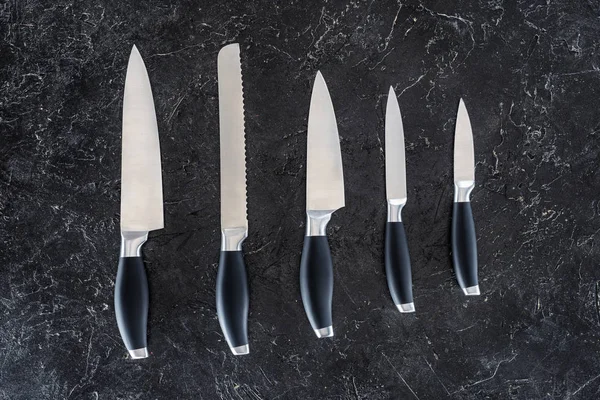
[300,71,345,338]
[384,87,415,313]
[115,45,164,359]
[452,99,479,295]
[216,43,250,355]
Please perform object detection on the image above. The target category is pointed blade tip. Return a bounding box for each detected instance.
[126,46,146,74]
[129,45,142,60]
[311,71,331,104]
[457,98,470,120]
[386,86,402,118]
[314,71,326,87]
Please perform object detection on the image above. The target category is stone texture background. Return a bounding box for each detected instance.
[1,0,600,399]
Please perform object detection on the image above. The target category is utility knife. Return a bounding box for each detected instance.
[115,45,164,359]
[216,43,250,355]
[452,99,479,296]
[384,87,415,313]
[300,71,345,338]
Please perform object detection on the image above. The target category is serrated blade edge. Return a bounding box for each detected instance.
[120,45,164,232]
[218,44,248,230]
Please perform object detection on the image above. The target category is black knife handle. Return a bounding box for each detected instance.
[385,222,414,310]
[216,251,249,352]
[451,202,479,292]
[115,256,149,352]
[300,236,334,336]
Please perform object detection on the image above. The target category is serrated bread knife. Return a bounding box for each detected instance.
[216,43,250,355]
[452,99,479,296]
[300,71,345,338]
[384,87,415,313]
[115,45,164,359]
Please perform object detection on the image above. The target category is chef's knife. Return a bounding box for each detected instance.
[300,71,345,338]
[115,45,163,359]
[216,43,250,355]
[384,87,415,313]
[452,99,479,295]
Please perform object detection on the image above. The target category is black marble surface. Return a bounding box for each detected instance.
[2,0,600,399]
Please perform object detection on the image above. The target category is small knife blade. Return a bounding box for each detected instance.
[216,43,250,355]
[384,86,414,313]
[385,86,407,203]
[454,99,475,185]
[115,45,163,360]
[452,98,479,296]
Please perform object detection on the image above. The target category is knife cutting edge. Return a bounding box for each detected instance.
[300,71,345,338]
[384,87,415,313]
[115,45,164,359]
[216,43,250,355]
[452,99,479,296]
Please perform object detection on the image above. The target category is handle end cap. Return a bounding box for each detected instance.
[462,285,480,296]
[397,302,415,313]
[230,344,249,355]
[128,347,149,359]
[314,326,334,338]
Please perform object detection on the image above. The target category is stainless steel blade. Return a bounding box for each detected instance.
[306,71,345,211]
[218,43,248,230]
[385,86,407,202]
[121,45,164,232]
[454,99,475,184]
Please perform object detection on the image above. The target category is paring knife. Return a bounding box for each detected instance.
[115,45,164,359]
[216,43,250,355]
[384,87,415,313]
[452,99,479,296]
[300,71,345,338]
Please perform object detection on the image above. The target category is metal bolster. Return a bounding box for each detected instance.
[306,210,334,236]
[454,180,475,202]
[221,227,248,251]
[120,231,149,257]
[387,198,407,223]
